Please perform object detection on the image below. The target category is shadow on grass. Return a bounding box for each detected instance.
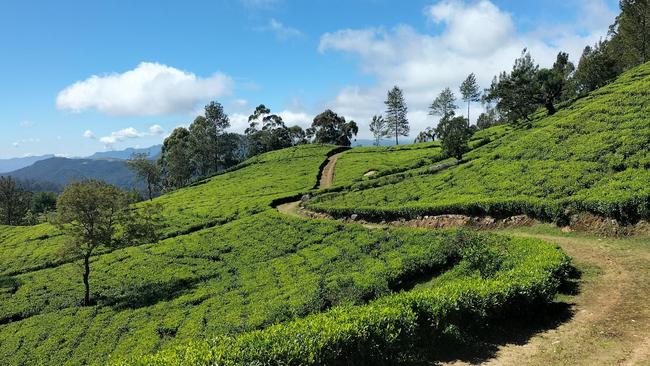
[426,301,575,365]
[426,272,582,365]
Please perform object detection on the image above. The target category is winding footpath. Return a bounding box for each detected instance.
[277,151,650,365]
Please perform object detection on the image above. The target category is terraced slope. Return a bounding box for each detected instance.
[308,63,650,224]
[0,143,570,366]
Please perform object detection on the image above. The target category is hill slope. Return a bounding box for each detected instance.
[0,144,570,366]
[308,63,650,225]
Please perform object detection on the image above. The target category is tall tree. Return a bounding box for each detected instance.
[0,176,31,225]
[573,40,621,94]
[287,125,308,146]
[54,180,129,306]
[160,127,193,190]
[429,87,458,119]
[309,109,359,146]
[384,86,409,145]
[485,50,541,124]
[189,116,219,177]
[368,115,390,146]
[204,101,230,133]
[536,52,575,115]
[245,104,293,155]
[459,73,481,121]
[612,0,650,67]
[126,153,162,200]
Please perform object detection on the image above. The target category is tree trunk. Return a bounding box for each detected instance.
[467,101,471,122]
[147,181,153,201]
[83,255,91,306]
[395,121,399,145]
[545,101,556,115]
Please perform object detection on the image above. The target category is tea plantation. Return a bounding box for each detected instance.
[308,63,650,224]
[8,58,650,366]
[0,139,572,365]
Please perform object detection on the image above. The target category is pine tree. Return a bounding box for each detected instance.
[384,86,409,145]
[429,87,458,119]
[459,73,481,122]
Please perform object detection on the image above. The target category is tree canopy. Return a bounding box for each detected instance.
[309,109,359,146]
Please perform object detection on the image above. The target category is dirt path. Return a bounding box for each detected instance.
[444,230,650,366]
[319,153,342,189]
[277,153,650,365]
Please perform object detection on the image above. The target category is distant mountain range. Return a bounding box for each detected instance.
[87,145,161,161]
[7,157,142,191]
[0,145,162,191]
[0,154,56,174]
[0,145,161,173]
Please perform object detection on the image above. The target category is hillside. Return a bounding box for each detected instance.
[0,154,54,174]
[2,64,650,366]
[307,63,650,226]
[6,157,141,191]
[0,144,570,365]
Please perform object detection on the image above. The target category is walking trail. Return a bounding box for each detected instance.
[277,151,650,365]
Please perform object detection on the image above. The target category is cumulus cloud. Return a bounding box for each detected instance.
[148,124,165,135]
[94,124,166,147]
[319,0,615,138]
[83,130,95,139]
[56,62,233,117]
[99,127,144,145]
[19,120,34,128]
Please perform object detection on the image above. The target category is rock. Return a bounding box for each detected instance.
[350,214,359,221]
[301,194,311,202]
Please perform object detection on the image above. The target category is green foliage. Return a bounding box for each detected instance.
[0,143,572,365]
[613,0,650,67]
[369,114,391,146]
[160,127,193,190]
[120,234,570,366]
[308,109,359,146]
[438,116,473,160]
[333,142,445,186]
[460,73,481,120]
[308,63,650,224]
[246,104,306,156]
[0,176,32,225]
[127,153,162,200]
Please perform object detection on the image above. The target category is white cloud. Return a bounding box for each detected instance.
[19,120,34,128]
[278,110,312,128]
[99,127,144,145]
[265,18,303,40]
[56,62,234,117]
[83,130,95,139]
[97,124,165,147]
[12,142,19,148]
[319,0,615,138]
[229,113,250,133]
[148,124,165,135]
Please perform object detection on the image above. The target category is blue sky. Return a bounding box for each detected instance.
[0,0,619,158]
